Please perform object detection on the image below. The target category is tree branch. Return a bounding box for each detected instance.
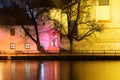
[73,29,95,41]
[21,25,37,43]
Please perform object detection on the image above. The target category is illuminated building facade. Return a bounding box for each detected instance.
[0,19,60,53]
[51,0,120,52]
[72,0,120,52]
[0,0,120,53]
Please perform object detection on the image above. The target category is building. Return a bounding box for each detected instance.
[48,0,120,53]
[0,20,60,53]
[38,20,60,53]
[1,0,120,53]
[0,4,60,53]
[69,0,120,53]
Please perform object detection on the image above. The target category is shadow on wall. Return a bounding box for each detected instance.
[60,47,68,52]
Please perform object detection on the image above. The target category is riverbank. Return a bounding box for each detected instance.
[10,55,120,60]
[0,53,120,60]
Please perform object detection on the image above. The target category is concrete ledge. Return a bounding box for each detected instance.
[1,53,120,60]
[7,56,120,60]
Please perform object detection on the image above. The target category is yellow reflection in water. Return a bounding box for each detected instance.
[72,61,120,80]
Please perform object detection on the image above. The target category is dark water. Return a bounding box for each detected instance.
[0,60,120,80]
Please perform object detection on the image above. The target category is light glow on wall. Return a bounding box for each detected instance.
[96,6,110,21]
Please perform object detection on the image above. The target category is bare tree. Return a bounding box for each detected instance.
[0,0,104,52]
[0,0,55,52]
[55,0,104,51]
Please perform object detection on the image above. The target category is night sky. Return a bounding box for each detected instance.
[0,0,11,8]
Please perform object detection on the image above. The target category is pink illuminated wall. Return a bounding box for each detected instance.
[0,26,37,53]
[0,20,60,53]
[48,29,60,52]
[39,28,60,53]
[38,20,60,53]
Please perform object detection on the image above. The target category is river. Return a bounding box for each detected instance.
[0,60,120,80]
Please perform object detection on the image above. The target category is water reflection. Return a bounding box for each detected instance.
[39,61,120,80]
[40,61,60,80]
[65,61,120,80]
[0,60,120,80]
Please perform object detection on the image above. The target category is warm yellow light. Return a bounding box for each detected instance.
[96,6,110,21]
[49,9,68,32]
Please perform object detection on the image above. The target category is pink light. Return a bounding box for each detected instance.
[40,28,60,53]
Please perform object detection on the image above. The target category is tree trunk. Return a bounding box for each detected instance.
[26,1,45,53]
[34,24,45,53]
[21,25,44,53]
[36,42,45,53]
[69,37,73,52]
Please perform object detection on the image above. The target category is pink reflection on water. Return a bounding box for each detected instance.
[40,61,60,80]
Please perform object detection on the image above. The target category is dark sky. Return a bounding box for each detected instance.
[0,0,11,8]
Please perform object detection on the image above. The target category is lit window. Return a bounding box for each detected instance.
[25,43,30,49]
[98,0,109,5]
[51,31,58,47]
[10,43,15,49]
[10,28,15,36]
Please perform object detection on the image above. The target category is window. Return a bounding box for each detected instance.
[10,28,15,36]
[98,0,109,5]
[51,31,58,47]
[25,43,30,49]
[96,0,110,21]
[10,43,15,49]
